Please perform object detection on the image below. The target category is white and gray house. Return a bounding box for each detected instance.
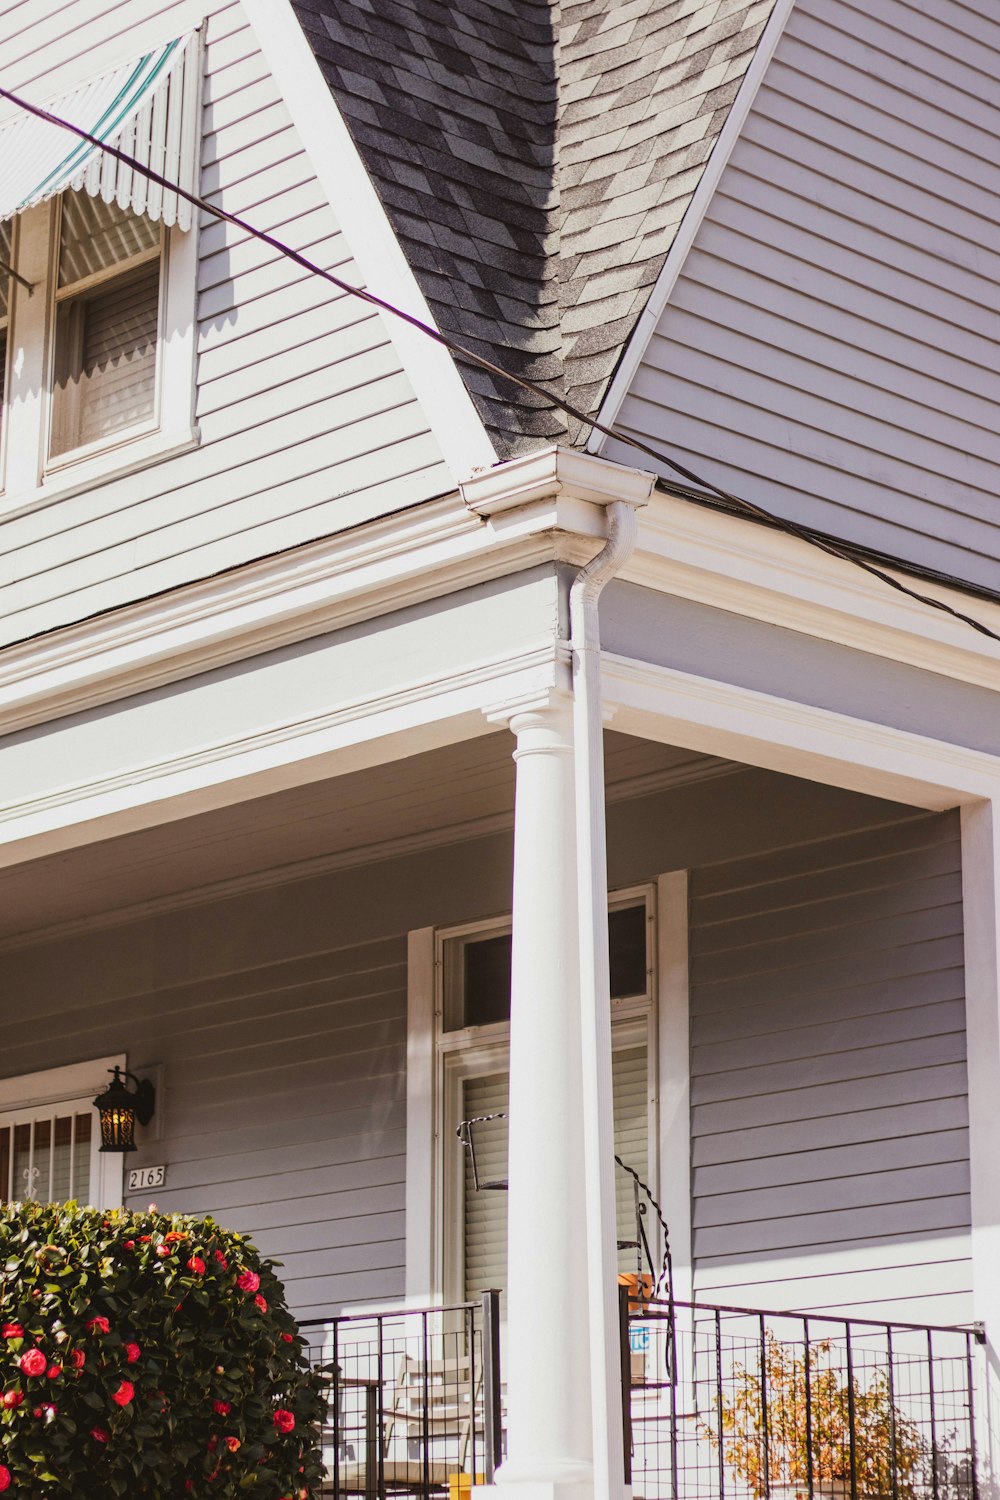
[1,1,999,1498]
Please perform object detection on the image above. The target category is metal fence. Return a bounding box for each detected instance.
[625,1298,986,1500]
[301,1292,503,1500]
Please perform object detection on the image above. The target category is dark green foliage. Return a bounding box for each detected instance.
[0,1201,325,1498]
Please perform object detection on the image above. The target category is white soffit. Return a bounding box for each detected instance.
[0,32,201,230]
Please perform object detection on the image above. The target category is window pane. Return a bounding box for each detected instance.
[464,935,512,1028]
[59,190,159,287]
[51,259,159,456]
[450,902,647,1030]
[13,1122,33,1200]
[609,904,647,998]
[73,1113,92,1204]
[612,1045,649,1275]
[2,1113,91,1205]
[461,1046,649,1301]
[463,1072,509,1307]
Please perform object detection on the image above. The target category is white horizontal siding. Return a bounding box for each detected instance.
[0,0,453,645]
[609,0,1000,593]
[689,811,972,1322]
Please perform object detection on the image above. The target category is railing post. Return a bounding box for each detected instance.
[482,1290,503,1483]
[619,1285,632,1486]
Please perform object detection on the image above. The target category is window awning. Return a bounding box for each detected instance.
[0,32,201,230]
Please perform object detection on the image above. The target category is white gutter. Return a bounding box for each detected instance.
[569,496,648,1500]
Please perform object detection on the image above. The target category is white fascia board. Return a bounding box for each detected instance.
[603,653,1000,811]
[587,0,797,452]
[240,0,497,482]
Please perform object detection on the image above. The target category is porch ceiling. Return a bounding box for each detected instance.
[0,731,734,945]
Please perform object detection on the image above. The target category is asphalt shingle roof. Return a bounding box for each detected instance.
[290,0,776,457]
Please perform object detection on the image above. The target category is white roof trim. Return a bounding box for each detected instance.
[587,0,798,454]
[0,32,201,230]
[240,0,498,484]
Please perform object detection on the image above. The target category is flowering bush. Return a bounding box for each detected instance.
[706,1333,925,1499]
[0,1201,325,1497]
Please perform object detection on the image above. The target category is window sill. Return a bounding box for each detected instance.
[0,424,200,523]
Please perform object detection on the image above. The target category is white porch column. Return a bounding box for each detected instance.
[493,691,595,1500]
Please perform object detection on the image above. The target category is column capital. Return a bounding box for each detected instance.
[483,686,574,732]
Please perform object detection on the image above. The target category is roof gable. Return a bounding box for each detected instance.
[290,0,778,458]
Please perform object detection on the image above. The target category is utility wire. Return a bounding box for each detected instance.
[2,82,998,649]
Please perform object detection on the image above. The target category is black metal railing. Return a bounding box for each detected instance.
[624,1297,987,1500]
[301,1291,503,1499]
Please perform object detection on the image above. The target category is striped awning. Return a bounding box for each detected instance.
[0,32,201,230]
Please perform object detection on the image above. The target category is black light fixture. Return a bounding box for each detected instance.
[93,1067,156,1154]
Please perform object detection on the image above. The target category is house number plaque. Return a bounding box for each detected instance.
[127,1164,167,1192]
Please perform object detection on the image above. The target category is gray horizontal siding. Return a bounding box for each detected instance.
[2,922,409,1319]
[608,0,1000,594]
[689,810,972,1320]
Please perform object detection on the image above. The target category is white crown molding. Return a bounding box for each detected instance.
[0,453,998,752]
[461,446,655,517]
[588,0,798,449]
[239,0,496,484]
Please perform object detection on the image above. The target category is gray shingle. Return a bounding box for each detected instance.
[289,0,776,456]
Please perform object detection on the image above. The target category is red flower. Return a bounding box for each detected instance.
[164,1231,187,1244]
[91,1427,109,1443]
[214,1250,228,1269]
[272,1408,295,1433]
[70,1349,86,1369]
[19,1348,47,1377]
[1,1391,23,1409]
[1,1324,23,1339]
[212,1400,231,1416]
[47,1364,61,1379]
[125,1342,141,1364]
[87,1316,110,1335]
[0,1465,10,1491]
[139,1235,151,1243]
[112,1380,134,1407]
[225,1436,241,1453]
[281,1332,294,1343]
[156,1245,170,1258]
[236,1270,260,1293]
[123,1239,136,1251]
[34,1402,57,1420]
[255,1294,268,1313]
[187,1255,206,1275]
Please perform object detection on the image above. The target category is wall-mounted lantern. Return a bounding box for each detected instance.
[93,1067,156,1153]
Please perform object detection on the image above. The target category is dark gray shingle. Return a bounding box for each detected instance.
[289,0,776,457]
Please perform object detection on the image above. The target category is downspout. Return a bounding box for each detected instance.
[570,497,643,1500]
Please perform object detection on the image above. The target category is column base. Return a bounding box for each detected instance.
[474,1482,595,1500]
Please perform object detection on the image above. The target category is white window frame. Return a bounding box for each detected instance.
[0,1054,127,1210]
[0,187,198,520]
[406,884,664,1306]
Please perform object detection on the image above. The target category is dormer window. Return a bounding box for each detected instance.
[51,191,163,460]
[0,33,201,508]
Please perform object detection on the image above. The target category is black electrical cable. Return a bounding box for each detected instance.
[2,81,998,649]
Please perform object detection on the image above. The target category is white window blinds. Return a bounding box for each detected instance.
[462,1045,649,1303]
[50,189,161,458]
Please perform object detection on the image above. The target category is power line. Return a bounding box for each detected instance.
[1,82,998,649]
